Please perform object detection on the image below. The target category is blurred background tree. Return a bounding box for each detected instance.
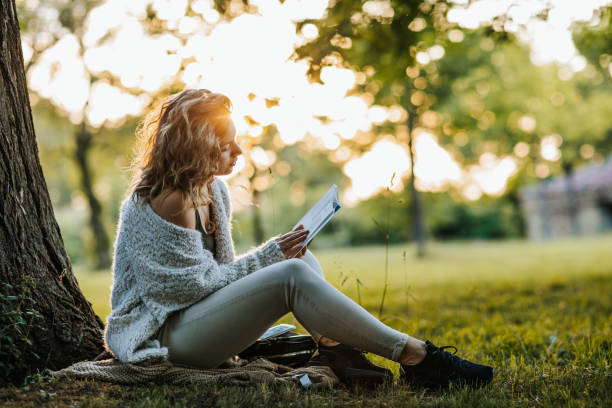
[293,0,612,250]
[16,0,612,268]
[293,0,462,257]
[18,0,144,269]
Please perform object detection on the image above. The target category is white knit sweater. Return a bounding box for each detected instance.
[104,178,286,363]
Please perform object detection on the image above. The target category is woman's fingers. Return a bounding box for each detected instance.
[285,230,309,246]
[297,242,310,258]
[282,236,308,254]
[288,242,307,258]
[275,229,309,257]
[294,240,308,258]
[278,230,308,246]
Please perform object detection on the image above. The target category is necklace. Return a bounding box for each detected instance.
[195,203,215,235]
[204,220,215,234]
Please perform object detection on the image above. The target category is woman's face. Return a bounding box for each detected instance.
[215,120,242,175]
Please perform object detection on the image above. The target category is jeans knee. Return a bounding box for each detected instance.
[300,250,324,279]
[281,258,319,284]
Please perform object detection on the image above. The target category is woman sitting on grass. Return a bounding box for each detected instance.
[104,88,494,389]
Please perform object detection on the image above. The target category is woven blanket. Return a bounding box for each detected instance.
[48,358,339,389]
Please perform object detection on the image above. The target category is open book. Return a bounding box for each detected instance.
[291,184,341,257]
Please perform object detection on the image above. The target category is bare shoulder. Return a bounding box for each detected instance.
[150,190,195,229]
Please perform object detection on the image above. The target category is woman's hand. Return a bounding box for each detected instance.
[275,224,310,259]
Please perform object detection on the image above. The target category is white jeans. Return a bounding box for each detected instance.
[156,251,409,368]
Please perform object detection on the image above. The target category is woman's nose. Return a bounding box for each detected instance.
[233,143,243,156]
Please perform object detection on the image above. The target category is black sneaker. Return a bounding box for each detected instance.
[304,343,393,387]
[400,340,494,389]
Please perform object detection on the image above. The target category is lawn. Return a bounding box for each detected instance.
[2,235,611,407]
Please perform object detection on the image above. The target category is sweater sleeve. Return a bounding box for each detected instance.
[132,228,286,322]
[215,179,287,267]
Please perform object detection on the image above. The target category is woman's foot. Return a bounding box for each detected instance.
[400,340,494,389]
[305,343,393,387]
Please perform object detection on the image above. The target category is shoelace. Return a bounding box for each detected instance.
[431,345,470,371]
[438,345,458,354]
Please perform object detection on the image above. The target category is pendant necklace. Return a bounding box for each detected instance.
[205,221,215,235]
[204,204,215,235]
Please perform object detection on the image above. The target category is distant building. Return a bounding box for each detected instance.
[520,158,612,239]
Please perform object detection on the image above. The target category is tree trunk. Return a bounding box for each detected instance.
[75,122,111,269]
[251,187,265,244]
[407,110,426,257]
[562,161,579,235]
[0,0,104,384]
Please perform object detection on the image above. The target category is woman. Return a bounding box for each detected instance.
[104,89,494,389]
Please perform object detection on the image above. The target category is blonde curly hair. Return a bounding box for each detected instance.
[130,89,232,208]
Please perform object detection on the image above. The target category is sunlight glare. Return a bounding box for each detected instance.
[248,125,264,138]
[190,0,211,14]
[513,142,530,158]
[463,184,483,201]
[320,67,357,97]
[416,51,430,65]
[518,115,536,133]
[447,0,612,68]
[579,144,595,159]
[21,40,33,63]
[87,82,144,127]
[321,133,341,150]
[153,0,187,21]
[428,44,445,60]
[28,35,89,117]
[250,146,277,169]
[414,132,462,191]
[280,0,329,20]
[343,139,410,206]
[368,106,389,124]
[540,134,562,161]
[27,0,557,203]
[343,132,469,205]
[535,162,550,178]
[231,155,246,176]
[302,24,319,39]
[362,0,394,19]
[468,154,518,196]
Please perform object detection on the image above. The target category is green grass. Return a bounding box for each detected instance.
[3,235,610,407]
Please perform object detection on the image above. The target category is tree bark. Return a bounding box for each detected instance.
[251,186,265,244]
[0,0,104,383]
[74,122,111,269]
[407,110,426,257]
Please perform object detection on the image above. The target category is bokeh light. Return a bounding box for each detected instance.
[21,0,611,208]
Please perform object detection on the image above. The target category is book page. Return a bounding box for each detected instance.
[291,185,341,256]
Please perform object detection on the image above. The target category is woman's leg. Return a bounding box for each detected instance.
[298,250,336,345]
[300,250,324,278]
[157,257,410,369]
